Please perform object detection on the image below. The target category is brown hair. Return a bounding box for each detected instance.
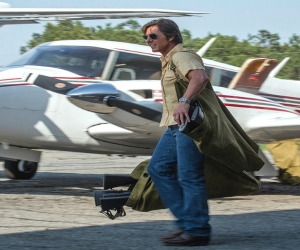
[142,18,183,44]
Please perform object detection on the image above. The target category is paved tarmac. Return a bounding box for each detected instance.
[0,150,299,250]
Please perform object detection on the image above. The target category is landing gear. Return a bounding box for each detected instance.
[4,160,38,179]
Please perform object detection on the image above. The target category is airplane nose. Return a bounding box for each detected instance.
[67,83,119,114]
[67,83,162,122]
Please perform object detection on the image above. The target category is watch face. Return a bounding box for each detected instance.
[179,97,190,103]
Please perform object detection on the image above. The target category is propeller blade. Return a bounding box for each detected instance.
[28,74,162,123]
[27,74,78,94]
[105,96,162,123]
[66,84,162,122]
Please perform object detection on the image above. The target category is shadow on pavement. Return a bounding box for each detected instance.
[0,168,299,197]
[0,170,104,197]
[0,210,299,250]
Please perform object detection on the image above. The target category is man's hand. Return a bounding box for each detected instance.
[173,102,190,126]
[173,69,208,126]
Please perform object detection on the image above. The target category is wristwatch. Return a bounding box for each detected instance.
[179,97,191,104]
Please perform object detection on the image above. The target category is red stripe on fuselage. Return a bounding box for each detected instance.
[258,92,300,101]
[278,102,300,108]
[225,103,297,114]
[0,78,22,82]
[217,94,270,103]
[0,83,30,87]
[51,76,90,80]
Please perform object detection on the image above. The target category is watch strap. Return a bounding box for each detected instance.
[179,97,190,104]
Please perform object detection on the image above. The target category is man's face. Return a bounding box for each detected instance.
[144,25,175,56]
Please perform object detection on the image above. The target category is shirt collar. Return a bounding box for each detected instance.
[160,44,184,67]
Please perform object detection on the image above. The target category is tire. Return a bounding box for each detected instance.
[4,160,38,179]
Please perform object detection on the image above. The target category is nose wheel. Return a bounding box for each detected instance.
[4,160,38,179]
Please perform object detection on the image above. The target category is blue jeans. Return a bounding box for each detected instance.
[147,125,211,236]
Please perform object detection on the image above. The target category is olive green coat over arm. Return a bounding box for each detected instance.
[126,54,264,212]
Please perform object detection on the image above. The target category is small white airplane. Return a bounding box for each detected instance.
[192,38,300,115]
[228,57,300,114]
[0,3,207,179]
[1,39,300,180]
[0,3,299,181]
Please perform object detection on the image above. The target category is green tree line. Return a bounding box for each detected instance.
[20,20,300,80]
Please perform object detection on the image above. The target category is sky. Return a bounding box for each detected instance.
[0,0,300,66]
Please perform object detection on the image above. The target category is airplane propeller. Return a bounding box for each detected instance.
[67,84,162,122]
[30,74,162,122]
[27,74,78,94]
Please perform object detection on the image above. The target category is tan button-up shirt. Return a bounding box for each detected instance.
[160,44,205,127]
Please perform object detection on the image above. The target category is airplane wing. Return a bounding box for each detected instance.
[245,116,300,142]
[0,7,208,26]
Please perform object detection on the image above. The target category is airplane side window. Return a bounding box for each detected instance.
[209,68,222,87]
[205,66,212,77]
[110,52,161,81]
[111,68,136,80]
[220,70,237,88]
[205,65,237,88]
[86,50,110,77]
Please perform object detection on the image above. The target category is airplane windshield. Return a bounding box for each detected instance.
[7,44,162,80]
[7,44,235,85]
[7,45,110,78]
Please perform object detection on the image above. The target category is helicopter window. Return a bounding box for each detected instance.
[109,52,161,81]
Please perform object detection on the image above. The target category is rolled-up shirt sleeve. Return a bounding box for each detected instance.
[172,52,205,81]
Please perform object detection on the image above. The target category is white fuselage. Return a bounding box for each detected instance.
[0,65,298,157]
[0,40,299,159]
[0,66,163,155]
[258,77,300,114]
